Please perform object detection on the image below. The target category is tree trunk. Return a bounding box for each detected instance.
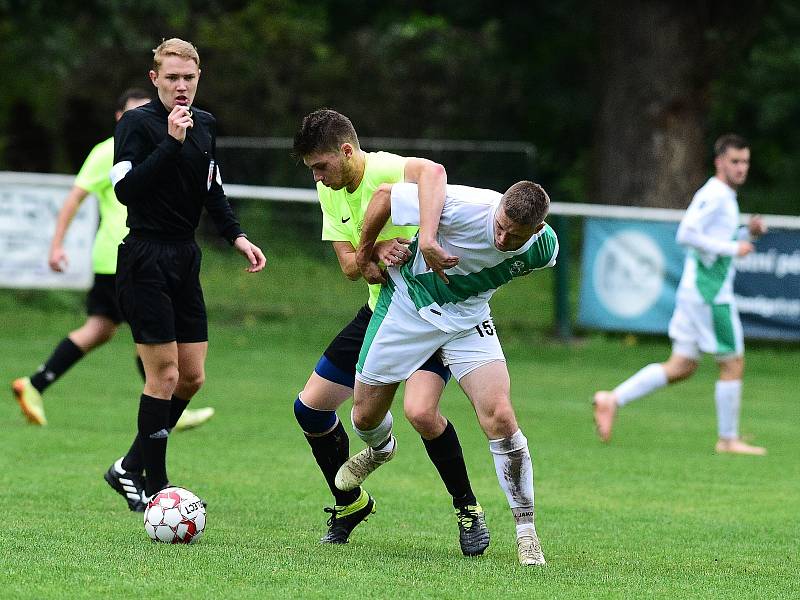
[592,1,770,208]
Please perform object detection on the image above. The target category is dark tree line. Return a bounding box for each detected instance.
[0,0,796,213]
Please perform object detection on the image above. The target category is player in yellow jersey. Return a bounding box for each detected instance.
[291,109,489,555]
[12,90,215,442]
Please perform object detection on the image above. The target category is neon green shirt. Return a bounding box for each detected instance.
[318,151,418,309]
[74,137,128,274]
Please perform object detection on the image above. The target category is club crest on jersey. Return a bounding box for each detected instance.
[510,260,533,277]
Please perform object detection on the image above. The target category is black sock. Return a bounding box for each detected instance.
[305,421,361,506]
[29,337,84,393]
[423,421,477,508]
[137,394,171,496]
[124,394,189,474]
[168,395,190,429]
[121,435,144,473]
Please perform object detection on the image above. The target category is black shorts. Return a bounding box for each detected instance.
[116,236,208,344]
[86,273,124,324]
[318,304,449,387]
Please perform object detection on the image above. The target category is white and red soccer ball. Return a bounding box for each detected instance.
[143,487,206,544]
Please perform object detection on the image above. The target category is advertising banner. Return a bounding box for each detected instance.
[578,218,800,340]
[0,175,97,290]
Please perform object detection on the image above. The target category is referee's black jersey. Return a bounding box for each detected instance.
[112,99,243,243]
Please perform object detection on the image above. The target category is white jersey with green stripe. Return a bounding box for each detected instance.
[676,176,743,305]
[387,182,559,333]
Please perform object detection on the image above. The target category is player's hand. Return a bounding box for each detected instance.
[374,238,412,267]
[168,106,194,143]
[359,260,387,285]
[737,240,754,257]
[234,236,267,273]
[748,214,768,238]
[419,239,458,283]
[356,244,387,284]
[48,246,68,272]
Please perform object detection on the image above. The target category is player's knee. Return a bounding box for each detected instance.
[95,327,116,345]
[482,402,517,437]
[719,356,744,379]
[351,407,386,433]
[180,370,205,395]
[404,403,440,436]
[663,354,696,382]
[146,363,179,397]
[670,361,697,382]
[294,396,337,434]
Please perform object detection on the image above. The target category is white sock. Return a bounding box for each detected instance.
[488,429,536,537]
[614,363,668,406]
[352,409,394,451]
[715,380,741,439]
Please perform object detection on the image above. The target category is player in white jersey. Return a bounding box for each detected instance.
[335,180,558,565]
[291,109,488,555]
[593,134,767,455]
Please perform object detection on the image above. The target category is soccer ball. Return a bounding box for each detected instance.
[143,487,206,544]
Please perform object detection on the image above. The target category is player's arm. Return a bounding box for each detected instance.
[356,184,394,284]
[111,111,182,205]
[333,241,361,281]
[334,239,412,282]
[403,158,458,279]
[676,197,748,257]
[747,214,768,238]
[48,185,90,272]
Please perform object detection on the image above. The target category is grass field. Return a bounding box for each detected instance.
[1,247,798,599]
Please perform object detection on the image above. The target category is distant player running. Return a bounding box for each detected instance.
[336,180,558,566]
[593,134,767,455]
[12,88,215,433]
[292,109,489,555]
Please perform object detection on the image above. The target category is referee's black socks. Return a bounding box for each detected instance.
[122,395,190,474]
[137,394,171,496]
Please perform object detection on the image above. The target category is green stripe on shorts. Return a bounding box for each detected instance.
[712,303,735,355]
[356,277,396,374]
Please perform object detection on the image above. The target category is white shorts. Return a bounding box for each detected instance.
[668,299,743,361]
[357,284,505,385]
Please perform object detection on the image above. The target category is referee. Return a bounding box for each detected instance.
[105,38,266,508]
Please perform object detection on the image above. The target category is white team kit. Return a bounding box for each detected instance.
[356,183,558,384]
[670,176,745,359]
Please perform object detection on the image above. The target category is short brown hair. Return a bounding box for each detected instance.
[293,109,360,158]
[714,134,749,158]
[501,181,550,226]
[152,38,200,72]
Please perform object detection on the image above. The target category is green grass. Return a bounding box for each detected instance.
[1,247,798,599]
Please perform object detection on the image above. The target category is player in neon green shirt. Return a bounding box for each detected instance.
[12,89,214,435]
[292,109,488,556]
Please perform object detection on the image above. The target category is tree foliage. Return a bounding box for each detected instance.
[0,0,795,213]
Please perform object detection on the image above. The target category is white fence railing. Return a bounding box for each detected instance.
[2,172,798,229]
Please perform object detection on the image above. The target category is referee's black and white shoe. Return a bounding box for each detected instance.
[104,458,147,512]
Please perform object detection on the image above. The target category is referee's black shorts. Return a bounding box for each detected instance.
[116,236,208,344]
[86,273,124,324]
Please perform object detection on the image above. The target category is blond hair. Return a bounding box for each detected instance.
[152,38,200,72]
